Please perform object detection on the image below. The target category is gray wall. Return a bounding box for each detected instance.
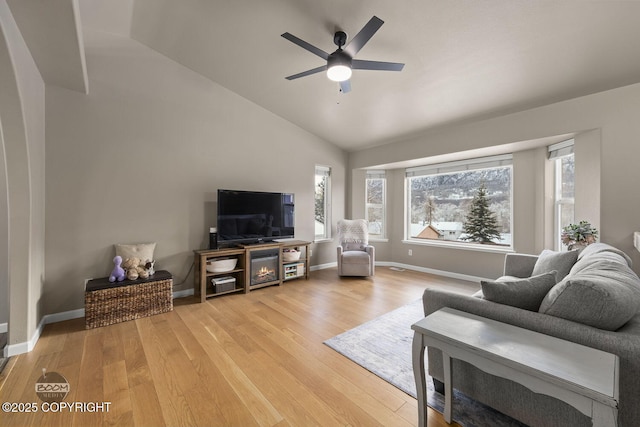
[349,83,639,279]
[44,29,346,315]
[6,0,640,348]
[0,113,7,330]
[0,0,46,347]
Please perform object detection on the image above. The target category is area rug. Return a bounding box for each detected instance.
[324,300,526,427]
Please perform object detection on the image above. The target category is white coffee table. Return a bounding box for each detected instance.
[412,307,619,427]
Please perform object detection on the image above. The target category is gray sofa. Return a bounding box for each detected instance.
[423,243,640,427]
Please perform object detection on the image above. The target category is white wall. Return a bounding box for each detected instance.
[44,29,346,315]
[350,83,640,278]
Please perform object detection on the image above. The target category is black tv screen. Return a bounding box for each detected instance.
[217,189,294,246]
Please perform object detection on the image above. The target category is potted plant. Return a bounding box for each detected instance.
[561,220,598,250]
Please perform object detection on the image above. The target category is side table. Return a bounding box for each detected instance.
[412,308,618,427]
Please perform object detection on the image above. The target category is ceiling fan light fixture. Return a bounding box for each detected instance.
[327,64,352,82]
[282,16,404,92]
[327,50,352,82]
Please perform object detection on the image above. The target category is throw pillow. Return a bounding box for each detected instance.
[480,271,558,311]
[115,242,156,263]
[539,260,640,331]
[531,249,578,282]
[337,219,369,246]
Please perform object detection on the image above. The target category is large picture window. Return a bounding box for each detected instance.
[406,155,512,247]
[366,171,386,239]
[549,140,575,250]
[315,165,331,240]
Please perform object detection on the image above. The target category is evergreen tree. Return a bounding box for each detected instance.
[425,195,436,224]
[314,179,325,225]
[462,182,501,244]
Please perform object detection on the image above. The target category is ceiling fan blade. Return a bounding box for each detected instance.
[339,80,351,94]
[344,16,384,57]
[281,32,329,60]
[285,65,327,80]
[352,59,405,72]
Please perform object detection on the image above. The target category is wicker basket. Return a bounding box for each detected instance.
[85,271,173,329]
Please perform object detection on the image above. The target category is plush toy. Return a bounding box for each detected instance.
[145,259,156,276]
[122,257,150,280]
[109,256,126,282]
[122,257,141,280]
[137,263,150,280]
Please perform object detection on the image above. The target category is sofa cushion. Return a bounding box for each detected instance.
[531,249,578,281]
[577,242,633,266]
[480,271,558,311]
[539,260,640,330]
[570,243,633,276]
[341,250,371,264]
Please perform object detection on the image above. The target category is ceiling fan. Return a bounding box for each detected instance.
[281,16,404,93]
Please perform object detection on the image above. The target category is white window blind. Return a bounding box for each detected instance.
[406,154,512,177]
[366,170,386,179]
[548,139,574,159]
[315,165,331,177]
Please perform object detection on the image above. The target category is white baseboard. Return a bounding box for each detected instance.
[312,260,486,283]
[5,288,194,357]
[173,288,194,298]
[5,321,42,357]
[379,261,487,283]
[43,308,85,325]
[4,308,85,357]
[310,262,337,271]
[5,263,481,357]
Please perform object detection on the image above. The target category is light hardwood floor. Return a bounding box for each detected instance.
[0,267,478,427]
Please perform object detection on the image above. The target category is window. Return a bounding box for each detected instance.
[315,165,331,240]
[406,155,512,247]
[366,170,386,239]
[549,140,575,250]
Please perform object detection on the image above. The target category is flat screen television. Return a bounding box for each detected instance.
[217,189,294,246]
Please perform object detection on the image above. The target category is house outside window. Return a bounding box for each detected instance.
[549,140,575,250]
[315,165,331,241]
[406,155,513,248]
[366,170,386,239]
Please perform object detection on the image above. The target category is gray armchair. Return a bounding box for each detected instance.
[336,219,375,277]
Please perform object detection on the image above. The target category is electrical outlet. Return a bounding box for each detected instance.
[309,249,312,257]
[408,249,413,256]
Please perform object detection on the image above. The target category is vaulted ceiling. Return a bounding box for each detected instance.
[9,0,640,151]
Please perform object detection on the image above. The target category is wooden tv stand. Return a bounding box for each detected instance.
[193,240,310,302]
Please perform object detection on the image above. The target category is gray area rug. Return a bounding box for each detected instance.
[324,300,526,427]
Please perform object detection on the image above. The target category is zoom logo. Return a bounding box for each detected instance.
[35,369,69,403]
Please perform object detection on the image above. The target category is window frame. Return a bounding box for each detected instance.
[404,154,514,251]
[314,165,332,242]
[365,170,387,240]
[549,140,575,250]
